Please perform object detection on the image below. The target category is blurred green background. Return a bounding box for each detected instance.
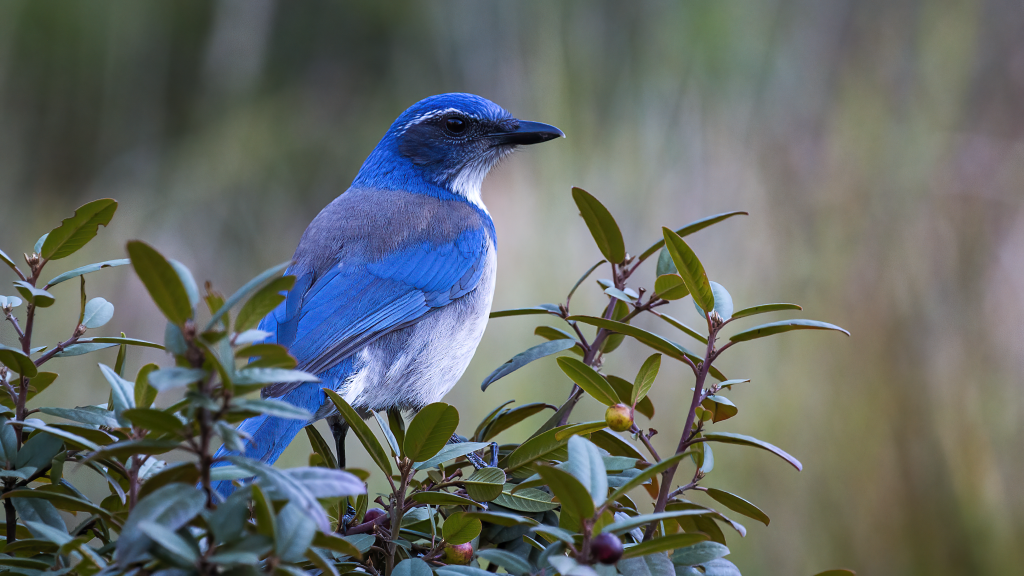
[2,1,1023,574]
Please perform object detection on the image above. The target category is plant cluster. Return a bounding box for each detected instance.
[0,192,853,576]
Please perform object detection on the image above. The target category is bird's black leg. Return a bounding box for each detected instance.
[328,415,357,531]
[447,433,499,469]
[327,414,350,468]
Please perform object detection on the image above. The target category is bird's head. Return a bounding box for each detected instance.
[353,93,563,209]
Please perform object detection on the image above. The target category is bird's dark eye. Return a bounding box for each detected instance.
[444,117,467,135]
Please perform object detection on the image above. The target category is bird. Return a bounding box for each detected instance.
[211,93,562,496]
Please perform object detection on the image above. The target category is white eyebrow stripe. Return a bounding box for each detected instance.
[399,108,482,132]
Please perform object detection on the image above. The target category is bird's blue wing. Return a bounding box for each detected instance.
[259,226,489,397]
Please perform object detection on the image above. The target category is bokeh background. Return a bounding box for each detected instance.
[1,1,1023,574]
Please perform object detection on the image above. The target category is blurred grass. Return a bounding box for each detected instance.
[1,1,1023,574]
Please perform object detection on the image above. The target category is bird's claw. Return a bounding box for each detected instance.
[448,434,499,469]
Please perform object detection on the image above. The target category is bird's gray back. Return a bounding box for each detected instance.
[291,187,497,416]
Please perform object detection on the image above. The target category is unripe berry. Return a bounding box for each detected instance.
[591,532,623,564]
[444,542,474,565]
[605,403,634,432]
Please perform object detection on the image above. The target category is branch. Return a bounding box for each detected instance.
[33,332,82,367]
[643,314,718,541]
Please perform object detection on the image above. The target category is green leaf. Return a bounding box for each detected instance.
[237,343,297,369]
[606,450,693,503]
[475,548,531,576]
[481,402,555,442]
[566,436,608,506]
[671,541,730,566]
[698,442,715,475]
[693,281,733,320]
[13,420,101,451]
[274,502,317,562]
[40,199,117,261]
[699,559,742,575]
[730,302,802,319]
[116,483,207,562]
[23,520,71,546]
[656,313,708,344]
[234,367,318,386]
[572,187,626,263]
[812,571,857,576]
[134,363,159,408]
[553,420,609,441]
[147,367,208,392]
[410,492,481,507]
[0,249,20,276]
[442,511,482,545]
[372,411,400,457]
[701,395,738,423]
[607,376,655,418]
[702,431,802,470]
[568,260,606,303]
[0,344,37,377]
[622,533,710,559]
[632,353,661,405]
[662,228,714,314]
[463,467,506,502]
[38,406,119,428]
[537,464,594,519]
[728,319,850,342]
[251,483,275,537]
[605,287,637,303]
[604,510,711,535]
[138,520,198,563]
[481,339,576,391]
[403,402,459,461]
[52,342,116,357]
[121,408,183,434]
[0,295,22,309]
[567,316,697,365]
[81,336,164,350]
[704,488,769,526]
[127,240,192,324]
[82,297,114,329]
[489,304,561,318]
[322,388,392,476]
[44,259,130,288]
[556,357,618,406]
[205,260,292,331]
[493,485,557,512]
[12,281,54,308]
[393,558,434,576]
[11,494,66,533]
[618,553,677,576]
[657,246,677,277]
[504,425,575,471]
[638,211,748,263]
[232,398,312,420]
[654,274,689,300]
[235,275,295,332]
[311,531,363,560]
[305,425,339,469]
[168,260,200,310]
[414,441,490,470]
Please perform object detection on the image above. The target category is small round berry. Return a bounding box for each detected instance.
[363,508,386,524]
[591,532,624,564]
[605,403,634,432]
[444,542,474,565]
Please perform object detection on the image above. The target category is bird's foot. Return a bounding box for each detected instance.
[448,433,499,469]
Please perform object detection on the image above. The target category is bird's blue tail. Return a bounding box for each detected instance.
[210,383,327,498]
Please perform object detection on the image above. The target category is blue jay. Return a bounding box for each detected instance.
[212,93,562,496]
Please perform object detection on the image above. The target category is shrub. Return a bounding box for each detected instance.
[0,191,852,575]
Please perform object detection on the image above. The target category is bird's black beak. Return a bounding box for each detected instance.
[489,120,565,145]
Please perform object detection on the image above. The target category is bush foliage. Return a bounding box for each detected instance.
[0,191,851,575]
